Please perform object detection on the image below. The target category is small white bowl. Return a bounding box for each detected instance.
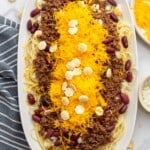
[131,0,150,45]
[139,76,150,113]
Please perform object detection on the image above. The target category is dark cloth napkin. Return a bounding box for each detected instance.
[0,16,30,150]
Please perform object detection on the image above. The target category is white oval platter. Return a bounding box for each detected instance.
[18,0,138,150]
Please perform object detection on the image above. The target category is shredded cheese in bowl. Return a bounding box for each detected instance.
[134,0,150,41]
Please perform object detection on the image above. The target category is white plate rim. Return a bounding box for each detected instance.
[17,0,138,150]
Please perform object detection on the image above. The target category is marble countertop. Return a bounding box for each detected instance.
[1,0,150,149]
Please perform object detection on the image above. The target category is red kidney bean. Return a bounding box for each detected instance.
[103,37,113,44]
[106,47,116,53]
[27,93,35,105]
[30,8,40,17]
[30,27,36,34]
[126,71,133,82]
[119,104,128,114]
[122,36,128,48]
[30,22,39,34]
[33,22,39,28]
[115,98,122,103]
[125,60,131,71]
[54,140,61,146]
[32,114,41,123]
[107,0,117,6]
[106,125,115,132]
[45,129,54,138]
[110,12,118,22]
[120,93,129,104]
[27,20,32,31]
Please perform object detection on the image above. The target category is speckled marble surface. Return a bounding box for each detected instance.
[0,0,150,149]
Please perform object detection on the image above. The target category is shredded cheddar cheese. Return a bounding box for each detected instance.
[134,0,150,40]
[48,2,109,132]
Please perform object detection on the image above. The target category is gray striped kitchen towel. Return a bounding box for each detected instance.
[0,16,30,150]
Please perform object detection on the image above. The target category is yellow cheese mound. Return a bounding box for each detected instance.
[49,2,109,132]
[134,0,150,40]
